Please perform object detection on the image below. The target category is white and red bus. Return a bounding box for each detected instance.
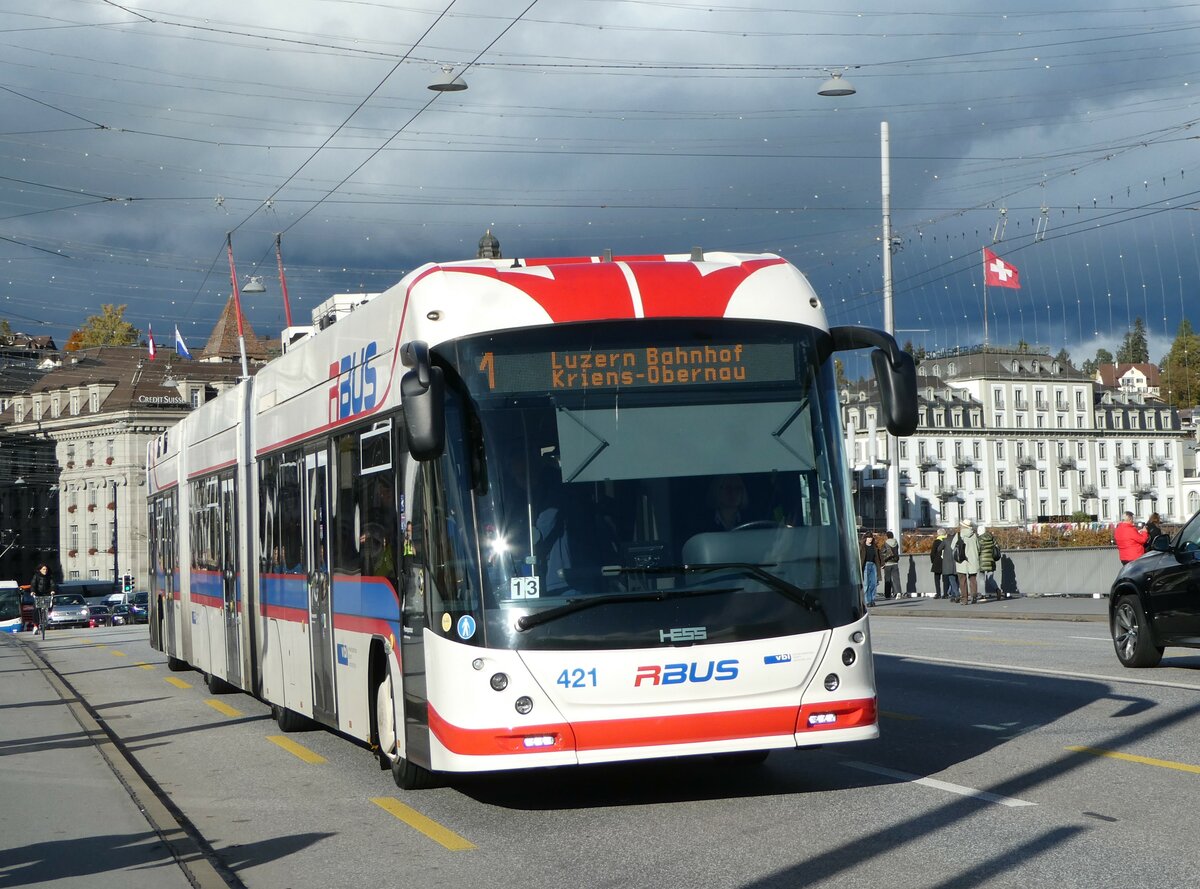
[147,250,916,788]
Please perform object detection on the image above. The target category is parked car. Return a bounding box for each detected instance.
[46,594,91,629]
[88,604,112,627]
[1111,510,1200,667]
[129,591,149,624]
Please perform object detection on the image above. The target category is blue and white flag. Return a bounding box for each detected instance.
[175,325,192,360]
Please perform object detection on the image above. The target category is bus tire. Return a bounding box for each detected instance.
[272,703,310,733]
[391,754,437,790]
[166,655,189,672]
[204,671,235,694]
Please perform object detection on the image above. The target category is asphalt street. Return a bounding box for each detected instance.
[6,599,1200,889]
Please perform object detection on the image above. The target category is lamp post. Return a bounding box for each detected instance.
[880,121,902,547]
[111,480,119,597]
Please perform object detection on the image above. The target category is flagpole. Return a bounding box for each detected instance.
[982,247,989,348]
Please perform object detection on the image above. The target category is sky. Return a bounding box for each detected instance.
[4,0,1200,375]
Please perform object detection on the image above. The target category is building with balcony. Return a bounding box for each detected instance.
[843,345,1193,529]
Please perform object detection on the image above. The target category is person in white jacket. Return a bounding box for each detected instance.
[955,518,982,605]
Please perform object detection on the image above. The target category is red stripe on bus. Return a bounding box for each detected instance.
[261,603,309,623]
[187,458,237,480]
[426,700,870,757]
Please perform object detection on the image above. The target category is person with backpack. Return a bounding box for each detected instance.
[955,518,982,605]
[881,530,901,599]
[977,525,1002,599]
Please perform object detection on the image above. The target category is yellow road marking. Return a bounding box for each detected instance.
[110,650,127,657]
[370,798,475,851]
[267,735,327,764]
[1067,745,1200,775]
[165,677,191,689]
[880,710,920,721]
[134,662,154,670]
[205,699,242,717]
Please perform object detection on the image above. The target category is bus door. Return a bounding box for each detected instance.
[220,475,241,686]
[304,448,336,724]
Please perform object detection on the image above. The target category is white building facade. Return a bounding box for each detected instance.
[844,347,1197,530]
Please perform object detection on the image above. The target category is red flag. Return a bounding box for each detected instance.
[983,247,1020,289]
[148,323,157,360]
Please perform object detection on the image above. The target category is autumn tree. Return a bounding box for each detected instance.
[1159,319,1200,408]
[72,304,140,348]
[63,330,85,351]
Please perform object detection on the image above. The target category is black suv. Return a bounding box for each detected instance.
[1110,512,1200,667]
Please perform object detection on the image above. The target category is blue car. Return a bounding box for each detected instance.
[129,591,149,624]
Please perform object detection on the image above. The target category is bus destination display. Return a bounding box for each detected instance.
[475,342,796,393]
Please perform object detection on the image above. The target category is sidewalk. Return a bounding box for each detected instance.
[869,592,1108,622]
[0,634,219,889]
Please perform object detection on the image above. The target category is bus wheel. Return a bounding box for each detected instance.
[375,668,399,771]
[392,754,437,790]
[272,703,309,733]
[166,656,189,672]
[204,672,234,694]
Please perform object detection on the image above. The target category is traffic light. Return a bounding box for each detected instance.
[122,574,134,594]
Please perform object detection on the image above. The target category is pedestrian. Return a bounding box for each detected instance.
[1143,512,1162,552]
[939,527,960,602]
[930,527,947,597]
[882,530,901,598]
[860,531,884,607]
[955,518,981,605]
[1114,511,1149,565]
[977,524,1002,599]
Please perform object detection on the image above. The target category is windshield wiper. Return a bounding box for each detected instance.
[623,563,827,618]
[514,585,738,632]
[514,562,828,632]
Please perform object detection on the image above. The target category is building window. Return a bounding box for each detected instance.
[998,500,1008,521]
[996,441,1005,458]
[1039,498,1048,516]
[1016,415,1025,428]
[1038,470,1047,487]
[899,441,908,459]
[1130,413,1140,429]
[997,469,1006,486]
[994,413,1003,427]
[89,569,99,580]
[69,571,80,580]
[973,441,981,459]
[1102,499,1111,520]
[1059,471,1067,486]
[51,395,60,418]
[89,391,99,412]
[1036,442,1046,459]
[1060,498,1068,515]
[88,487,97,508]
[69,526,78,550]
[936,441,945,458]
[86,441,94,462]
[1101,470,1109,487]
[14,402,24,423]
[1168,496,1175,517]
[89,523,99,549]
[70,392,79,415]
[190,388,201,408]
[934,412,944,427]
[1077,441,1085,459]
[1098,443,1107,459]
[1016,441,1026,458]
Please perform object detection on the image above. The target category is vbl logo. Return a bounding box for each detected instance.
[634,659,739,686]
[329,342,378,422]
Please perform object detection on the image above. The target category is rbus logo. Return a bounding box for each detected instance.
[329,342,378,423]
[633,659,738,686]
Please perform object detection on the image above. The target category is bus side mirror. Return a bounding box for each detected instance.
[830,326,918,437]
[400,341,445,461]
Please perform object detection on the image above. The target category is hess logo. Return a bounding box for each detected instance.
[329,342,378,422]
[634,659,738,686]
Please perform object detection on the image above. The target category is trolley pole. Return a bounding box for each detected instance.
[881,121,902,548]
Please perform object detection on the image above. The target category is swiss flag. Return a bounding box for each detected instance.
[983,247,1020,289]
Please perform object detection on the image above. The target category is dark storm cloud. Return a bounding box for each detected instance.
[2,0,1199,365]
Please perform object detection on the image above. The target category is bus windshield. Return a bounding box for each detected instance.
[416,318,859,651]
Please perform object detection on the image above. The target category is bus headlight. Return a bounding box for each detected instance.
[514,696,533,715]
[824,673,840,692]
[490,673,509,691]
[851,630,865,644]
[841,647,856,666]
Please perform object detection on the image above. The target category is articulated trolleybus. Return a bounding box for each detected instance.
[147,250,916,788]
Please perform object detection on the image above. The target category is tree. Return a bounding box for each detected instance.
[63,330,85,351]
[1116,317,1149,364]
[1081,347,1114,377]
[0,319,11,339]
[72,304,139,348]
[1054,347,1071,368]
[1159,318,1200,408]
[834,358,848,393]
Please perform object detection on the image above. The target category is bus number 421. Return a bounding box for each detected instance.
[557,668,597,688]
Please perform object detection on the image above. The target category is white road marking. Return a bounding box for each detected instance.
[843,760,1036,808]
[874,651,1200,692]
[1067,636,1109,642]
